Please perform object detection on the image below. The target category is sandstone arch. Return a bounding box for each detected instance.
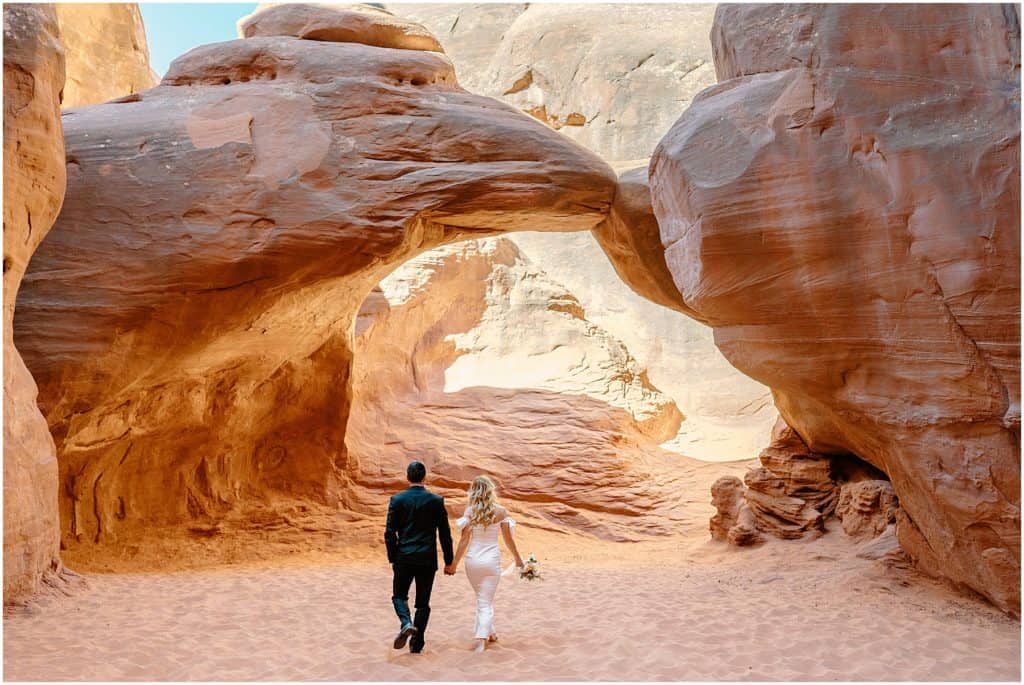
[13,4,617,569]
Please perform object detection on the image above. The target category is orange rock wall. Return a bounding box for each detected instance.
[3,3,67,604]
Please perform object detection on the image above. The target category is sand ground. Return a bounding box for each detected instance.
[4,525,1019,681]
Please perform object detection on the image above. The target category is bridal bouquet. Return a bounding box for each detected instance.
[519,554,542,581]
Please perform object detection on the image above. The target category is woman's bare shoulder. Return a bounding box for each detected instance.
[495,505,509,519]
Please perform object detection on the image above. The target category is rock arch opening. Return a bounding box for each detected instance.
[345,237,694,541]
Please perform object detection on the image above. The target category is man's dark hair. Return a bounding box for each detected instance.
[407,461,426,483]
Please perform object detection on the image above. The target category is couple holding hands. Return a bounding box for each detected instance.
[385,461,525,654]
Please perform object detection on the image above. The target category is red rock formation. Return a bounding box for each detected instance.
[711,418,901,546]
[743,468,825,541]
[709,475,760,546]
[650,4,1020,612]
[394,3,778,462]
[756,421,839,518]
[837,480,899,540]
[3,4,67,605]
[13,4,616,564]
[709,421,836,542]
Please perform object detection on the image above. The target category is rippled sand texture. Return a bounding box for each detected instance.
[4,530,1018,681]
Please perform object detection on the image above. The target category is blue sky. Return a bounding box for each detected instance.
[140,3,259,78]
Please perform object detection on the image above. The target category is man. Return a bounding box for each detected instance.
[385,460,454,653]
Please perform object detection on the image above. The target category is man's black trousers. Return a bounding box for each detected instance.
[392,563,436,650]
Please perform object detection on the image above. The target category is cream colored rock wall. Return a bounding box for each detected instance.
[389,3,715,158]
[55,3,156,107]
[387,3,776,460]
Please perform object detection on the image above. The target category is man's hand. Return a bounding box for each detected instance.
[443,564,455,576]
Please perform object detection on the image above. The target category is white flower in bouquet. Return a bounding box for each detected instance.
[519,554,541,581]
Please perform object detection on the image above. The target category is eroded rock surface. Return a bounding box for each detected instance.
[653,4,1020,612]
[55,3,157,106]
[756,421,839,518]
[389,3,777,460]
[711,418,901,547]
[15,6,616,562]
[3,3,67,605]
[239,3,443,52]
[347,238,691,539]
[709,475,760,546]
[743,468,826,541]
[736,421,835,541]
[837,481,899,540]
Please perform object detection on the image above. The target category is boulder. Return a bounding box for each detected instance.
[855,524,903,562]
[3,3,67,605]
[14,8,615,561]
[55,3,157,106]
[651,4,1020,613]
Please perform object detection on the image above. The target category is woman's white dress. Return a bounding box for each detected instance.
[456,510,515,640]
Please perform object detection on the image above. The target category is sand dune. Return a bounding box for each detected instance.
[4,527,1018,681]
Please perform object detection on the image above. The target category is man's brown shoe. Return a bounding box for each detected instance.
[393,624,418,649]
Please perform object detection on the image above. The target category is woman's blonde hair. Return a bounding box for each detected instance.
[467,475,500,527]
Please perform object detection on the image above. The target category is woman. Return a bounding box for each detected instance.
[450,476,524,653]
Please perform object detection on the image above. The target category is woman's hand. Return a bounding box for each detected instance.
[515,555,524,569]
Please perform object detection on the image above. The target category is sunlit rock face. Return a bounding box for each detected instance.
[14,4,616,559]
[240,2,443,53]
[388,2,777,461]
[651,4,1021,613]
[390,3,716,161]
[3,3,67,605]
[347,238,689,539]
[55,3,157,107]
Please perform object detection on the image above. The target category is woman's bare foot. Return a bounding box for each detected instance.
[488,634,498,643]
[474,639,487,653]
